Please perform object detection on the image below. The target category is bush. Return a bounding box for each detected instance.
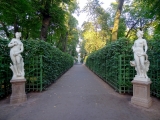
[22,40,73,83]
[86,37,160,97]
[0,38,73,97]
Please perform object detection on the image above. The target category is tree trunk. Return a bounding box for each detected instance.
[57,34,62,48]
[14,20,19,33]
[40,15,51,41]
[63,32,68,52]
[112,0,124,41]
[125,19,139,38]
[25,32,29,39]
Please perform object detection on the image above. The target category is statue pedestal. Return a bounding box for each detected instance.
[131,78,152,108]
[10,79,27,104]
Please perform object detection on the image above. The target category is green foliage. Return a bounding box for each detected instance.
[147,35,160,97]
[81,22,106,54]
[0,38,11,97]
[123,0,158,39]
[22,39,73,81]
[79,40,87,62]
[118,18,126,38]
[0,0,40,38]
[86,38,133,93]
[138,0,160,19]
[80,0,128,57]
[0,0,79,56]
[0,38,73,97]
[86,37,160,97]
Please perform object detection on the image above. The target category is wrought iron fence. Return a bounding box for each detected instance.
[0,55,73,98]
[86,55,160,98]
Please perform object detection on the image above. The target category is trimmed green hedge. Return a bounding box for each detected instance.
[0,38,73,97]
[22,40,73,84]
[86,37,160,98]
[0,39,11,97]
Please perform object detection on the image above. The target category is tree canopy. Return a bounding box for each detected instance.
[79,0,160,61]
[0,0,79,57]
[1,0,160,59]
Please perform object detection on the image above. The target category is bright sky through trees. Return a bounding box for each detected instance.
[74,0,116,27]
[75,0,115,52]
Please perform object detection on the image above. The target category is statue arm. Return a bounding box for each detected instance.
[8,39,16,47]
[132,43,136,52]
[144,40,148,54]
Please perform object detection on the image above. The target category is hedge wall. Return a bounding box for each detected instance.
[86,37,160,98]
[0,38,74,97]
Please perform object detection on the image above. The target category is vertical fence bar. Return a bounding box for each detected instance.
[40,55,43,91]
[118,55,122,93]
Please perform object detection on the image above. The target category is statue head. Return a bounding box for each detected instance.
[15,32,21,39]
[136,30,143,38]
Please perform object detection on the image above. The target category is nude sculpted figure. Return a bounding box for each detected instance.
[130,30,150,79]
[8,32,25,79]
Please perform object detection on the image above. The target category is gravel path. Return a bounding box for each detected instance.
[0,64,160,120]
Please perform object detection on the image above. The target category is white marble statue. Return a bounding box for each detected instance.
[130,30,150,80]
[8,32,25,79]
[78,54,81,64]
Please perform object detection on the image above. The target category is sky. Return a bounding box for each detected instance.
[75,0,116,53]
[74,0,116,28]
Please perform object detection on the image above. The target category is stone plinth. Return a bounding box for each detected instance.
[10,79,27,104]
[131,79,152,108]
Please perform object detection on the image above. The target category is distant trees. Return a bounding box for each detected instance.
[79,0,160,59]
[80,0,110,57]
[80,0,125,58]
[81,22,106,54]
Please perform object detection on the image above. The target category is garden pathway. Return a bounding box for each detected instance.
[0,64,160,120]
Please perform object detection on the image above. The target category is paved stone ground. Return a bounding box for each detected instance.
[0,64,160,120]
